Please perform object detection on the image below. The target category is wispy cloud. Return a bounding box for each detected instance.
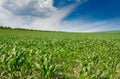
[62,18,120,32]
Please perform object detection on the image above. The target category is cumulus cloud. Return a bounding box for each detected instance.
[2,0,56,18]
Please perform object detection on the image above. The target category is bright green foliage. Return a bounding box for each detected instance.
[0,29,120,79]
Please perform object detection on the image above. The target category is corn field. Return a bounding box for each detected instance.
[0,29,120,79]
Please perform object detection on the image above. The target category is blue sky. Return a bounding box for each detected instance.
[61,0,120,21]
[0,0,120,32]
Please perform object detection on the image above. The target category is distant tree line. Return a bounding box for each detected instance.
[0,26,66,33]
[0,26,29,31]
[0,26,12,29]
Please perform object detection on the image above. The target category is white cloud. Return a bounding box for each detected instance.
[30,3,79,30]
[2,0,56,18]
